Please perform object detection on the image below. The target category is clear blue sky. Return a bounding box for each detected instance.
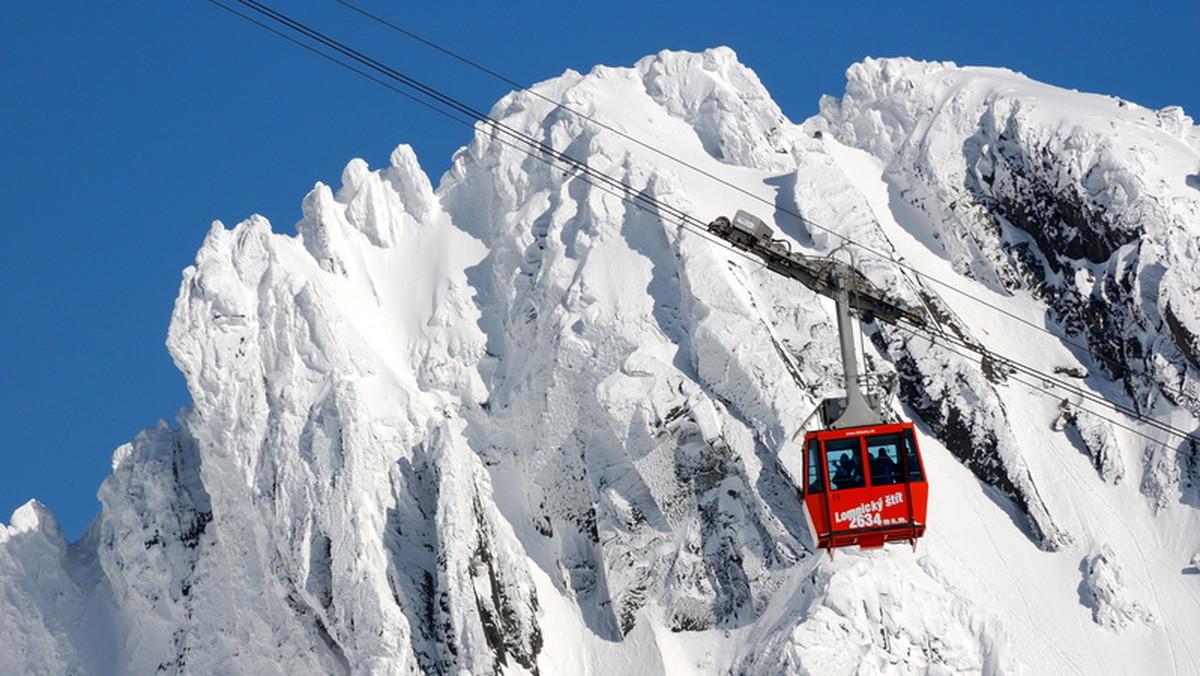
[2,1,1196,540]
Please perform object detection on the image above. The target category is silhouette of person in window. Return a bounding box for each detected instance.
[870,448,898,486]
[832,453,862,489]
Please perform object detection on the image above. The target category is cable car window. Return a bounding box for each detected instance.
[806,438,825,494]
[825,438,864,490]
[866,433,902,486]
[902,428,924,482]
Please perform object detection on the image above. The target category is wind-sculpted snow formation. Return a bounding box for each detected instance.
[3,49,1199,674]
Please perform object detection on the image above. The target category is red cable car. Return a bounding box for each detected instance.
[801,422,927,551]
[791,247,929,554]
[706,210,931,554]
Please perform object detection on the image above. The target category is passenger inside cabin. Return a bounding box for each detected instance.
[831,453,864,490]
[869,447,899,486]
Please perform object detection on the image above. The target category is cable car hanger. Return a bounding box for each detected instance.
[708,211,930,555]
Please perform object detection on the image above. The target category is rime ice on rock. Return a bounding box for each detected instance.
[0,501,107,675]
[1054,400,1125,484]
[1081,546,1156,630]
[818,58,1200,419]
[636,46,793,171]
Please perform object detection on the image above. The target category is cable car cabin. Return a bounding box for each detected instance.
[801,422,927,552]
[703,210,933,553]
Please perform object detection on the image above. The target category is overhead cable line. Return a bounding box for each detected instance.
[890,322,1199,448]
[209,1,476,128]
[334,0,1175,395]
[208,1,810,262]
[211,0,722,234]
[210,0,1200,454]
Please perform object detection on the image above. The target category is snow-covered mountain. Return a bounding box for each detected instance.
[3,48,1199,674]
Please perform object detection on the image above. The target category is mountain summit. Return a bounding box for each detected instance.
[3,48,1199,674]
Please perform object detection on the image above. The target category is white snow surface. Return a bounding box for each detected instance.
[3,49,1199,674]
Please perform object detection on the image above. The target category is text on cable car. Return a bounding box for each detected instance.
[834,491,906,529]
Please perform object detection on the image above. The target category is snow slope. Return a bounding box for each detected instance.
[2,48,1199,674]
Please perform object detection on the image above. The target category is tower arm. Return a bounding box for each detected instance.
[707,211,928,329]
